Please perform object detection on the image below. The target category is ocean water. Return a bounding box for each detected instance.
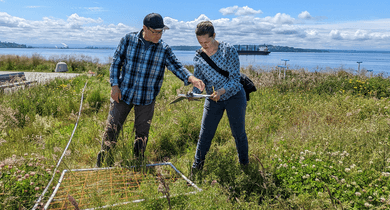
[1,48,389,75]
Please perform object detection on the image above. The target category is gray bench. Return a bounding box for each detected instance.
[0,72,37,89]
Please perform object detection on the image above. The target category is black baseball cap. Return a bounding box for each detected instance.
[143,13,169,30]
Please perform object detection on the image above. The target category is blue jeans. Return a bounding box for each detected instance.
[192,87,249,169]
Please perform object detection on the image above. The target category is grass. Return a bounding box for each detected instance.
[1,55,390,209]
[0,53,109,73]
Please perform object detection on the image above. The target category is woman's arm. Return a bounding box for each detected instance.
[219,44,241,96]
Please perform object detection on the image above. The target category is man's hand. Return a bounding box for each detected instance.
[111,85,122,103]
[188,76,205,92]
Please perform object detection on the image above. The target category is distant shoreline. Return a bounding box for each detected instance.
[1,43,390,54]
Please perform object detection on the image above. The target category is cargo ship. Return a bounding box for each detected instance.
[236,45,270,55]
[237,50,270,55]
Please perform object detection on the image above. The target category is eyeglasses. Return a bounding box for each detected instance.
[147,27,164,35]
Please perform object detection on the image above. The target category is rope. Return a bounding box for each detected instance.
[32,80,88,210]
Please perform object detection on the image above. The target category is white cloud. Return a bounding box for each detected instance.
[0,12,135,45]
[1,7,390,50]
[0,12,26,27]
[354,30,370,40]
[219,6,262,16]
[236,6,262,16]
[304,29,320,40]
[272,25,301,35]
[67,13,103,25]
[298,11,312,20]
[305,29,318,36]
[263,13,295,25]
[26,6,42,8]
[219,6,239,15]
[85,7,103,12]
[330,30,344,40]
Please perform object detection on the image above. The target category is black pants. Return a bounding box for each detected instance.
[100,99,156,158]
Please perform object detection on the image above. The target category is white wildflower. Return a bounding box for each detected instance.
[382,172,390,177]
[355,192,361,197]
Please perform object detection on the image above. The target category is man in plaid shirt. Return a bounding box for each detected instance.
[97,13,205,167]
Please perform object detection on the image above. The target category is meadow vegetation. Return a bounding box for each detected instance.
[1,55,390,209]
[0,53,107,73]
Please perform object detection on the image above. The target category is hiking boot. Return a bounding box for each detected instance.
[189,167,202,181]
[134,138,146,159]
[96,150,105,167]
[96,150,114,167]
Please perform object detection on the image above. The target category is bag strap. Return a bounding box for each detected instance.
[196,49,229,78]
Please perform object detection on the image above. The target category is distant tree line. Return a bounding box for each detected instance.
[0,41,27,48]
[0,40,330,52]
[171,44,329,52]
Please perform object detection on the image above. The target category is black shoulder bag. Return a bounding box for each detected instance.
[196,49,257,101]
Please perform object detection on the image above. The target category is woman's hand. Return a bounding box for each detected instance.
[211,88,225,102]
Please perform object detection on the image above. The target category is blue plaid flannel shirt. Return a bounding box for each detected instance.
[110,30,193,105]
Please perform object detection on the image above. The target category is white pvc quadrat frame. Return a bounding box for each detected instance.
[44,162,202,210]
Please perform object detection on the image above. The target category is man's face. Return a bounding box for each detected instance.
[143,25,163,43]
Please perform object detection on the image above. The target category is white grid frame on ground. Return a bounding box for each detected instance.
[44,162,202,210]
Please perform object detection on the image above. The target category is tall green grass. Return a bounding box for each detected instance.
[1,58,390,209]
[0,53,109,73]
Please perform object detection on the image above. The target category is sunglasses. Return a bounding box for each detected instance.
[147,27,164,35]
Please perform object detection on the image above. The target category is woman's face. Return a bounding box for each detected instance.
[197,34,215,51]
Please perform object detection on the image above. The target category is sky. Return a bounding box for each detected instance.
[0,0,389,50]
